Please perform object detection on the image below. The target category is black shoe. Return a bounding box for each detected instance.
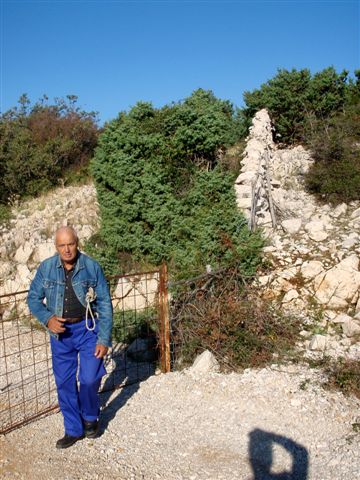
[83,420,99,438]
[56,433,84,449]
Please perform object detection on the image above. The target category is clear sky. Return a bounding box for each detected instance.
[1,0,359,124]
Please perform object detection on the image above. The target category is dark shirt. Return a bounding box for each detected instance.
[63,267,86,319]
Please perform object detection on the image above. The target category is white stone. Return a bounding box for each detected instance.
[235,171,257,185]
[236,197,252,209]
[309,334,327,351]
[342,318,360,337]
[350,207,360,218]
[189,350,220,374]
[301,261,324,280]
[341,238,358,249]
[337,254,359,272]
[14,243,34,264]
[331,203,347,218]
[282,289,299,303]
[314,256,360,306]
[16,264,31,282]
[33,242,55,263]
[234,184,252,198]
[281,218,302,235]
[308,230,328,242]
[332,313,353,324]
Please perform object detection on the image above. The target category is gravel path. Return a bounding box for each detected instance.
[1,364,359,480]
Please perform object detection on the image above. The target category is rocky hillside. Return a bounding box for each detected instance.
[0,183,99,296]
[235,109,360,359]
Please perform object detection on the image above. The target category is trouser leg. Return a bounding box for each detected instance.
[76,323,106,422]
[50,335,84,437]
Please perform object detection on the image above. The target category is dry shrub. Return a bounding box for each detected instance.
[323,358,360,399]
[170,268,302,371]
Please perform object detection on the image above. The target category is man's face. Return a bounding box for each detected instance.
[55,230,78,265]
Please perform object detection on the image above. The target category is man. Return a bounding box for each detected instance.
[28,226,113,449]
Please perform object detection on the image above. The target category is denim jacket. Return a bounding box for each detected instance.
[27,251,113,347]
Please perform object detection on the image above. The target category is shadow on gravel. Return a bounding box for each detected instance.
[249,428,308,480]
[98,351,156,435]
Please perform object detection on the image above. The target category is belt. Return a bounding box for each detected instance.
[64,317,84,324]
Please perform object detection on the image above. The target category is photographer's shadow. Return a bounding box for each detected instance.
[249,428,309,480]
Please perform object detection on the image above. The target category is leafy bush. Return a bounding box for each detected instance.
[91,89,263,279]
[0,94,98,204]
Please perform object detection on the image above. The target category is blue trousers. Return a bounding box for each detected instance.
[50,320,106,437]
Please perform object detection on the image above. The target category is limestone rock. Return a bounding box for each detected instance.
[314,257,360,308]
[309,334,327,351]
[189,350,220,374]
[282,289,299,303]
[350,207,360,219]
[304,220,329,242]
[332,313,353,324]
[281,218,302,235]
[14,244,34,264]
[342,318,360,338]
[331,203,347,218]
[33,242,56,263]
[301,261,324,280]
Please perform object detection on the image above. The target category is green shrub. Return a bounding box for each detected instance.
[242,67,356,144]
[91,89,263,279]
[304,101,360,203]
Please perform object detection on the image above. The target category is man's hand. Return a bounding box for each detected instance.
[47,316,66,333]
[94,344,108,359]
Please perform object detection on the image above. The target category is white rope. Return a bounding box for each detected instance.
[85,287,97,331]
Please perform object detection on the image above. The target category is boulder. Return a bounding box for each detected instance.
[309,334,327,351]
[342,318,360,338]
[235,171,257,185]
[301,261,324,280]
[314,255,360,307]
[14,243,34,264]
[189,350,220,374]
[281,218,302,235]
[33,242,55,263]
[331,203,347,218]
[304,220,328,242]
[282,289,299,303]
[332,313,353,324]
[350,207,360,218]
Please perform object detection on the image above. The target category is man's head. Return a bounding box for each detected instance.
[55,226,79,266]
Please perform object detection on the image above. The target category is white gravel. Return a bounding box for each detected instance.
[1,364,359,480]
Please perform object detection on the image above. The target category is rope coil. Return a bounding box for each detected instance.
[85,287,97,331]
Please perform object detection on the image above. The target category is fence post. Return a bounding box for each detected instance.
[159,262,171,373]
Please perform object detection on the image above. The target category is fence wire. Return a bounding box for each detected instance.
[0,268,169,435]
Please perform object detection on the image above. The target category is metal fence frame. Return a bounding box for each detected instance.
[0,264,170,435]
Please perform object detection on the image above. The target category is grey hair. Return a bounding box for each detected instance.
[54,226,79,245]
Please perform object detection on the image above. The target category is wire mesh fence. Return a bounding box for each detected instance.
[0,266,170,434]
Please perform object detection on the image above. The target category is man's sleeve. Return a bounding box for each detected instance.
[27,265,54,326]
[94,262,113,347]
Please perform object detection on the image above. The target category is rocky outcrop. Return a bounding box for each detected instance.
[236,110,360,360]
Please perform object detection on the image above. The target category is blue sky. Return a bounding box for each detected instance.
[1,0,359,123]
